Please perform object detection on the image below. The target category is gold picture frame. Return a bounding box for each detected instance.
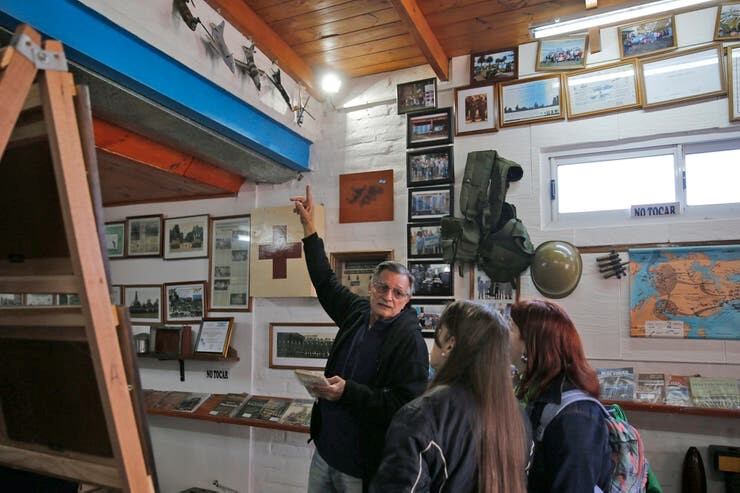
[498,74,564,127]
[536,35,588,72]
[194,317,235,357]
[714,2,740,41]
[729,45,740,122]
[565,60,642,119]
[618,15,677,60]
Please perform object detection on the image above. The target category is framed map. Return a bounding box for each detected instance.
[629,245,739,340]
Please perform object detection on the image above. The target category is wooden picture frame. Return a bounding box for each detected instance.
[407,107,453,148]
[164,214,209,260]
[407,222,442,259]
[498,74,564,127]
[194,317,234,357]
[269,322,339,370]
[104,221,125,259]
[536,35,588,71]
[209,215,252,311]
[454,84,497,136]
[339,169,394,223]
[164,281,206,323]
[618,15,676,59]
[470,267,519,312]
[406,146,454,187]
[728,45,740,122]
[330,250,394,297]
[408,185,454,222]
[638,45,726,109]
[470,48,517,85]
[125,214,162,257]
[565,60,641,119]
[715,2,740,40]
[397,77,437,114]
[408,261,454,297]
[123,284,163,323]
[410,298,453,338]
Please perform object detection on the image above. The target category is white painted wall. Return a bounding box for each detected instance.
[102,4,738,493]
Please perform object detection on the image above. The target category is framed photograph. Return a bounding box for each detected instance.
[209,215,251,311]
[397,77,437,115]
[471,267,518,313]
[24,293,56,306]
[0,293,23,307]
[454,84,497,136]
[408,185,454,222]
[470,48,517,85]
[565,60,641,119]
[407,223,442,259]
[716,2,740,40]
[269,322,339,370]
[164,214,209,260]
[639,45,726,109]
[110,285,122,305]
[411,298,453,338]
[194,317,234,357]
[165,281,206,323]
[104,221,125,259]
[124,285,163,323]
[729,45,740,121]
[498,74,564,127]
[618,15,676,59]
[536,35,588,71]
[339,169,394,223]
[330,250,394,297]
[407,147,453,188]
[57,293,81,306]
[407,107,453,148]
[126,215,162,257]
[408,261,453,297]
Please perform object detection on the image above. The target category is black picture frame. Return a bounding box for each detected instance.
[397,77,437,115]
[408,261,454,297]
[406,107,453,149]
[470,48,517,85]
[407,222,442,259]
[408,185,454,223]
[406,146,454,187]
[410,298,454,338]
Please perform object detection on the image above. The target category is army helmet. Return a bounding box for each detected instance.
[530,240,582,299]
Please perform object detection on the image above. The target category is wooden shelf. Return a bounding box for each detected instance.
[603,400,740,418]
[137,347,239,381]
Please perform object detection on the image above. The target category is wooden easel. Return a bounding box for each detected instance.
[0,24,155,491]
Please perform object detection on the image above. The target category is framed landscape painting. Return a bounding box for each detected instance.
[164,214,209,260]
[498,74,564,127]
[407,107,453,148]
[470,48,517,85]
[406,147,453,187]
[536,35,588,71]
[618,15,676,59]
[454,84,497,136]
[397,77,437,115]
[269,322,339,369]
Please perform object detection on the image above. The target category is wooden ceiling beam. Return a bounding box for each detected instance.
[204,0,322,100]
[92,118,244,194]
[390,0,449,80]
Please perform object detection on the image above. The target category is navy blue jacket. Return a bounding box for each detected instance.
[526,375,612,493]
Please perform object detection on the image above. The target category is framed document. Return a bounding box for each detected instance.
[209,215,251,311]
[269,322,339,370]
[195,317,234,357]
[164,214,209,260]
[565,60,641,119]
[639,45,726,109]
[498,74,564,127]
[728,45,740,122]
[454,84,497,136]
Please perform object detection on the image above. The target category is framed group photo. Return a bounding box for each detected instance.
[470,48,517,85]
[408,261,453,297]
[618,15,676,59]
[165,281,206,323]
[397,77,437,115]
[406,147,453,187]
[565,60,641,119]
[209,215,251,311]
[269,322,339,370]
[407,223,442,259]
[124,285,163,323]
[330,250,393,297]
[454,84,497,136]
[164,214,209,260]
[104,222,125,259]
[498,74,564,127]
[126,215,162,257]
[407,107,453,148]
[194,317,234,357]
[715,2,740,40]
[410,298,453,338]
[408,185,454,222]
[471,267,518,312]
[536,35,588,71]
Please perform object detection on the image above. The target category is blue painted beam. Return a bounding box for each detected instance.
[0,0,311,172]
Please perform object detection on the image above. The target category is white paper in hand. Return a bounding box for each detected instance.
[294,369,329,398]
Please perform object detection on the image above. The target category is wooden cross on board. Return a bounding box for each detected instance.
[258,225,302,279]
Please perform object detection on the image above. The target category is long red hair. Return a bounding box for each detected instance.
[510,299,599,401]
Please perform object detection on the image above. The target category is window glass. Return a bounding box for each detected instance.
[685,149,740,206]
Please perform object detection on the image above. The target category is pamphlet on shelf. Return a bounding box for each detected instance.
[255,398,292,422]
[597,367,635,400]
[237,396,270,419]
[294,369,330,398]
[209,393,250,417]
[666,375,692,406]
[689,377,740,409]
[175,392,210,413]
[636,373,665,404]
[280,400,313,427]
[153,391,190,411]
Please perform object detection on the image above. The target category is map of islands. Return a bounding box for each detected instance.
[630,246,739,340]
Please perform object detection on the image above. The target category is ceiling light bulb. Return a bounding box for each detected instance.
[321,73,342,94]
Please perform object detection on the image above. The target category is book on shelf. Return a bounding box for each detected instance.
[636,373,665,404]
[279,399,314,427]
[597,367,635,401]
[208,393,250,417]
[665,375,692,406]
[237,396,271,419]
[689,377,740,409]
[255,398,292,422]
[143,389,169,409]
[175,392,210,413]
[153,391,190,411]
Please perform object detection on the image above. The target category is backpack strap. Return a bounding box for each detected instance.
[535,389,610,442]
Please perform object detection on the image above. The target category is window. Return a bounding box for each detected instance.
[549,136,740,227]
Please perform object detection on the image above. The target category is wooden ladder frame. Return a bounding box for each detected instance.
[0,24,154,492]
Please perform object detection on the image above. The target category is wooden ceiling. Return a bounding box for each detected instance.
[207,0,643,92]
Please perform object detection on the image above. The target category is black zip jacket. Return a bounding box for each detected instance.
[303,233,429,482]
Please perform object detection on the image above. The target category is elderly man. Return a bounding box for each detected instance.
[291,185,429,493]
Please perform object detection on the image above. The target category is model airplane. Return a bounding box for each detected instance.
[235,43,261,91]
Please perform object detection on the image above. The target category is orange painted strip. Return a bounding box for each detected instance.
[92,118,244,193]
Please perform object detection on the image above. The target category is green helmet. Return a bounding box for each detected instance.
[530,241,582,299]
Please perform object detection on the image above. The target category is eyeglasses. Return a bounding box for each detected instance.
[371,281,411,300]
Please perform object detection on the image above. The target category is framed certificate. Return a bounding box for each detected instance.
[728,45,740,122]
[638,45,726,109]
[565,60,641,119]
[209,215,251,311]
[194,317,234,357]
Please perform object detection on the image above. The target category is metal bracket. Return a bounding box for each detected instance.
[11,32,68,72]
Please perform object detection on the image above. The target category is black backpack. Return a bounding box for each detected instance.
[440,150,534,285]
